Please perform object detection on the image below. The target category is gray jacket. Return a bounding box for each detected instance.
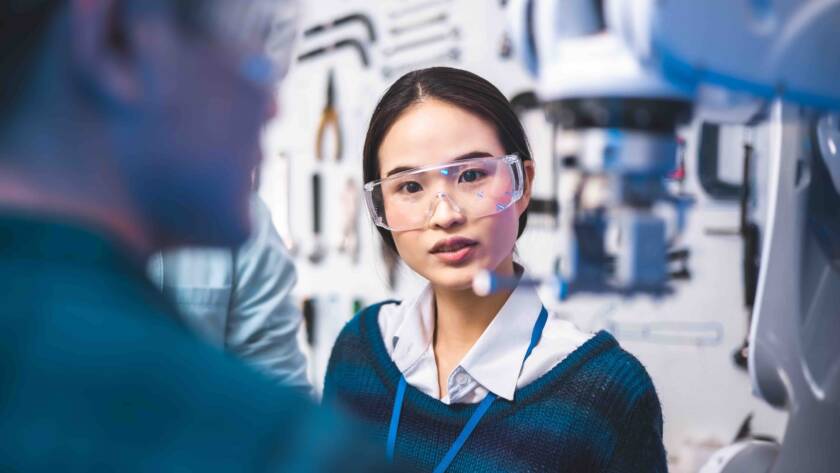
[148,196,310,393]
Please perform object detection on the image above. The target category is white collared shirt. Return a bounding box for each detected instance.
[378,275,593,405]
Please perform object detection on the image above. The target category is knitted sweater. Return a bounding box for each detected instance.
[323,302,668,473]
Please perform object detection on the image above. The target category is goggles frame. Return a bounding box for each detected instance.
[363,154,524,231]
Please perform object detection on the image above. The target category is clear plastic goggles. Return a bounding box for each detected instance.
[363,154,525,232]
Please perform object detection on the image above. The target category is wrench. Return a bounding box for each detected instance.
[298,38,371,68]
[382,27,459,57]
[308,172,327,264]
[606,320,724,347]
[389,12,448,36]
[337,178,360,264]
[382,47,461,79]
[389,0,453,19]
[304,12,377,43]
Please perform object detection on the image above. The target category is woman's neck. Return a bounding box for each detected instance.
[431,257,519,398]
[432,285,511,352]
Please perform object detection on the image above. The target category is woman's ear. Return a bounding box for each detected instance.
[516,159,536,216]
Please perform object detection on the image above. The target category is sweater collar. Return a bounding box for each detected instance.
[362,303,619,421]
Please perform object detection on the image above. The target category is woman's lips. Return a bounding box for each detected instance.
[430,237,478,265]
[433,245,476,264]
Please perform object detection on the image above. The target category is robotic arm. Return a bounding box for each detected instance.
[508,0,840,294]
[506,1,840,471]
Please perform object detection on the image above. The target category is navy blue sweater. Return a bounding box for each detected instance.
[324,302,668,472]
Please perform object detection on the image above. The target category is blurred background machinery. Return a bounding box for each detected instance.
[505,1,840,471]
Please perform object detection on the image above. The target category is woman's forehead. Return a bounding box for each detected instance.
[378,99,504,175]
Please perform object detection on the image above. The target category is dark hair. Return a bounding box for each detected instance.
[0,0,205,127]
[363,66,533,253]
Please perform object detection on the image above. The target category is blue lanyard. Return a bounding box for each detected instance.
[386,306,549,472]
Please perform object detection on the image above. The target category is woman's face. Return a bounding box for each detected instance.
[378,98,533,290]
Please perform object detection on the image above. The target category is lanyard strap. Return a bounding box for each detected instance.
[387,306,549,471]
[386,376,407,462]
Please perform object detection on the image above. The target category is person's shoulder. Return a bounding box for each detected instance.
[327,299,401,377]
[602,333,655,381]
[334,299,401,349]
[245,194,273,243]
[579,331,659,404]
[535,330,657,398]
[323,299,401,401]
[542,311,595,349]
[529,331,660,422]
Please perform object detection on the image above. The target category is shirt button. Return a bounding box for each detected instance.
[455,372,470,386]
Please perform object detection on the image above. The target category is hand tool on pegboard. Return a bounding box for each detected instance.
[337,177,361,263]
[382,27,459,57]
[297,38,370,68]
[304,12,377,43]
[389,12,449,36]
[388,0,453,19]
[315,71,343,162]
[308,172,327,264]
[382,47,461,78]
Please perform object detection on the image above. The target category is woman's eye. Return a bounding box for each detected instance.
[399,181,423,193]
[459,170,486,183]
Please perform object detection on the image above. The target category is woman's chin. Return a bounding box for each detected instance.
[425,266,479,292]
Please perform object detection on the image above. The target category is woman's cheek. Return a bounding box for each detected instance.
[393,233,425,272]
[486,215,519,258]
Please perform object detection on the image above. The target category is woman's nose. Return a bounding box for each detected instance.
[427,193,466,229]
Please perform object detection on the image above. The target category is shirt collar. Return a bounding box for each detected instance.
[389,270,545,402]
[458,277,543,401]
[390,284,436,374]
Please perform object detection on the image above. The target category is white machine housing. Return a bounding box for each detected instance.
[507,0,840,471]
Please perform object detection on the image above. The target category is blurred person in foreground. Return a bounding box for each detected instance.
[0,1,386,471]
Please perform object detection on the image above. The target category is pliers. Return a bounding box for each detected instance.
[316,71,343,162]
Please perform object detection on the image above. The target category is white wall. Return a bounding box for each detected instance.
[259,1,787,471]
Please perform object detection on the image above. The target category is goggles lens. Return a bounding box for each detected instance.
[364,154,524,231]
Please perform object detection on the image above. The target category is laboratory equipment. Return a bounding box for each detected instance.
[504,1,840,471]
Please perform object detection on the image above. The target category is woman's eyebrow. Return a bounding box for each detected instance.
[384,151,494,177]
[453,151,494,161]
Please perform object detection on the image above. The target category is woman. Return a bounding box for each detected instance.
[324,67,667,472]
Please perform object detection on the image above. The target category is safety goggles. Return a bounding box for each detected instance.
[363,154,525,232]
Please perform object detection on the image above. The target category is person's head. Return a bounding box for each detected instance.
[0,0,298,250]
[363,67,535,290]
